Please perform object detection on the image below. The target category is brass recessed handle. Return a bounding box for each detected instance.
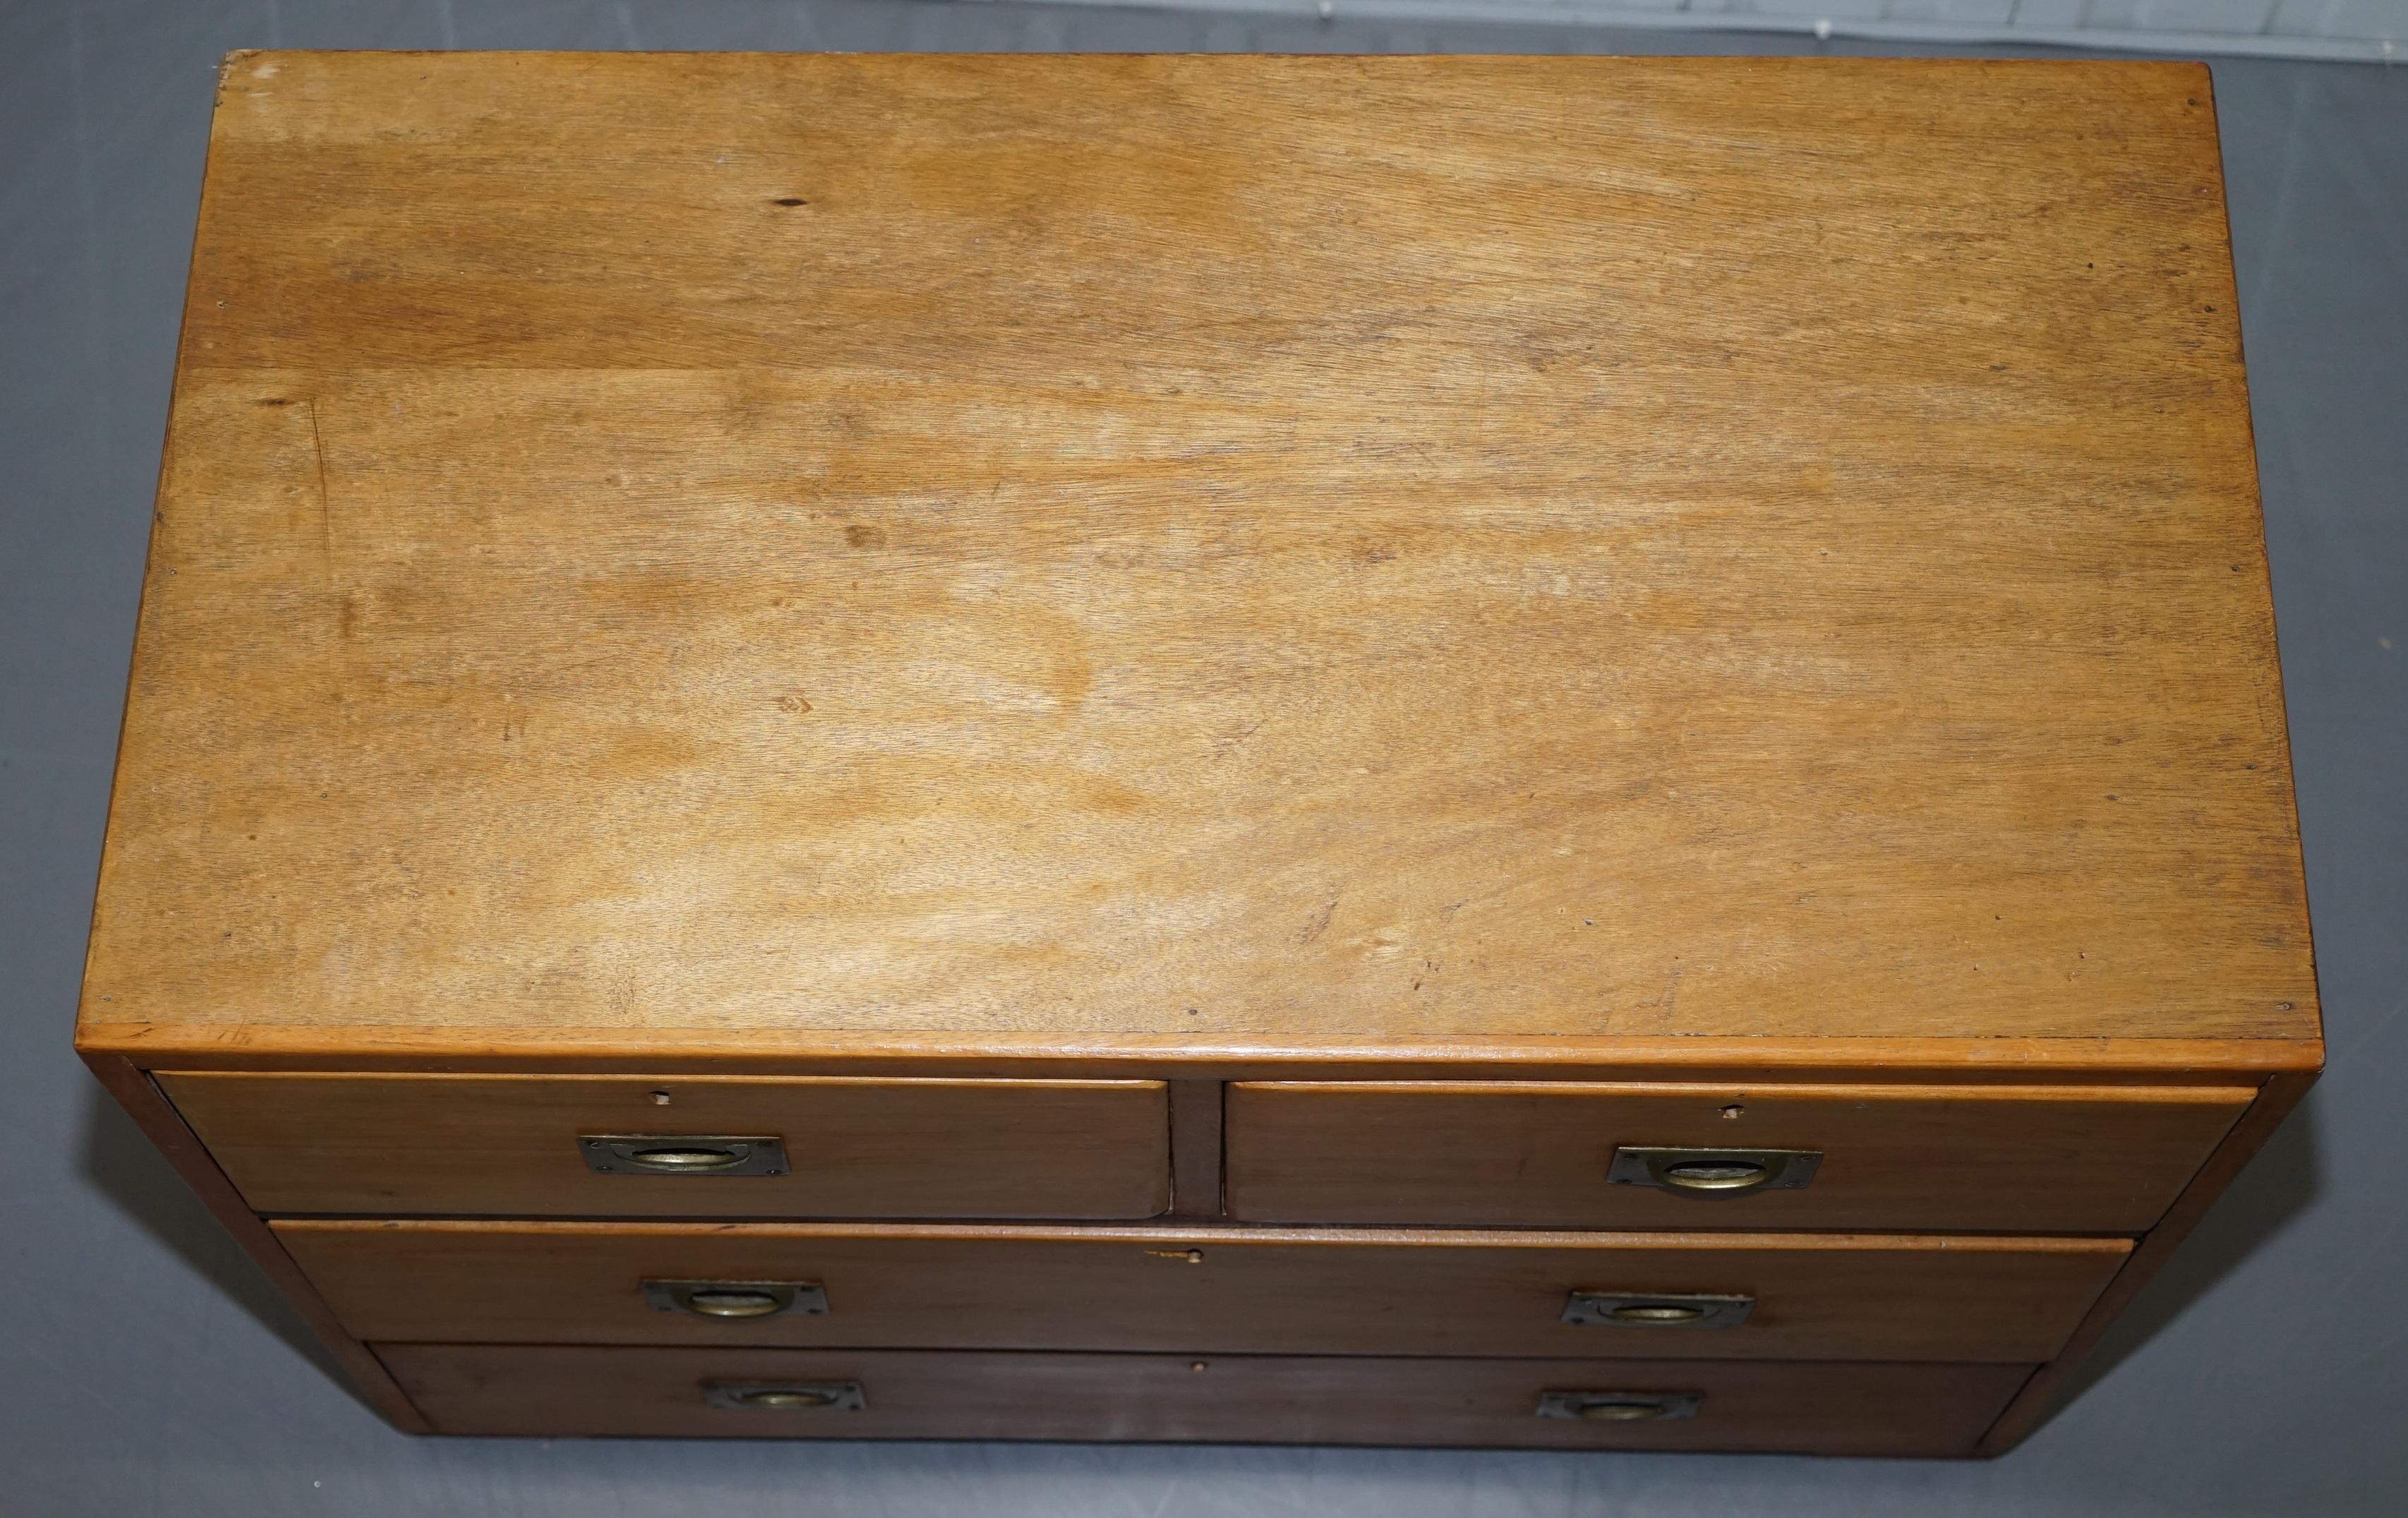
[580,1135,790,1177]
[742,1388,838,1409]
[1582,1401,1672,1421]
[1536,1390,1704,1423]
[642,1279,829,1319]
[1606,1147,1820,1197]
[634,1147,744,1170]
[703,1380,865,1411]
[1562,1291,1754,1330]
[1663,1159,1769,1191]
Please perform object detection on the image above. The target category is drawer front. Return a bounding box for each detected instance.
[378,1344,2032,1454]
[284,1221,2126,1363]
[1225,1081,2251,1232]
[160,1073,1171,1219]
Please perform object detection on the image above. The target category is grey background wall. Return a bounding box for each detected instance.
[4,4,2402,1514]
[1066,0,2408,64]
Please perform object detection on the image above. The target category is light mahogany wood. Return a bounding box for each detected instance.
[158,1072,1172,1219]
[76,52,2325,1457]
[78,1055,431,1432]
[78,1025,2325,1083]
[76,52,2316,1066]
[1225,1080,2250,1232]
[1977,1068,2316,1452]
[277,1220,2126,1363]
[1166,1080,1227,1219]
[378,1343,2032,1453]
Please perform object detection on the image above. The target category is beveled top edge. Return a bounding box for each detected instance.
[80,1023,2323,1084]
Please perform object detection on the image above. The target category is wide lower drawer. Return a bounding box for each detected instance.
[378,1344,2033,1453]
[1226,1080,2251,1232]
[282,1220,2128,1363]
[159,1073,1172,1219]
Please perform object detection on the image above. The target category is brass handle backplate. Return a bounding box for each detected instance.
[642,1279,830,1319]
[1606,1147,1821,1198]
[1536,1390,1704,1423]
[1561,1291,1754,1330]
[703,1380,865,1412]
[579,1135,789,1177]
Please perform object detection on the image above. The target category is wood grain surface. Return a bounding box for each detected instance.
[1224,1080,2250,1231]
[278,1219,2128,1363]
[159,1071,1172,1218]
[79,1056,433,1431]
[73,1024,2326,1082]
[1166,1078,1227,1218]
[1975,1066,2318,1452]
[378,1342,2032,1453]
[78,52,2316,1059]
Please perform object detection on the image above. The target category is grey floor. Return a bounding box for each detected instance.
[4,3,2404,1514]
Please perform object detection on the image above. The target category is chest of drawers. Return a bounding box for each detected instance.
[78,50,2320,1457]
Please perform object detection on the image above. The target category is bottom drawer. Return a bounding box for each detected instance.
[378,1344,2032,1455]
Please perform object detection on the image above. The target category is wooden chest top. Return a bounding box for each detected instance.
[80,52,2316,1066]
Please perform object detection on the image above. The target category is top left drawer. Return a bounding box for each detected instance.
[157,1073,1172,1221]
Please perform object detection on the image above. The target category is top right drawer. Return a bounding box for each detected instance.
[1224,1082,2251,1233]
